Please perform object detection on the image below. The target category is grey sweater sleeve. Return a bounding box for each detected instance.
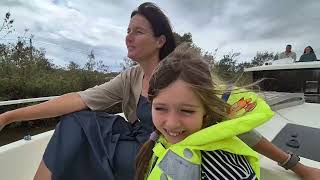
[238,130,263,147]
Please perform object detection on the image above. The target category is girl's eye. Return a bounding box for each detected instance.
[181,109,195,114]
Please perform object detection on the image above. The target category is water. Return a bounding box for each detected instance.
[0,120,58,146]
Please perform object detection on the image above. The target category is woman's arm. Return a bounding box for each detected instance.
[0,68,131,127]
[0,92,87,126]
[251,137,288,163]
[252,137,320,180]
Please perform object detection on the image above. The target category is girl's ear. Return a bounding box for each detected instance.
[156,35,166,48]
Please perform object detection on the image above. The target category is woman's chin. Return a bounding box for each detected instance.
[127,53,137,60]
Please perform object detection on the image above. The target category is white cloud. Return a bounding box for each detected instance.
[1,0,320,71]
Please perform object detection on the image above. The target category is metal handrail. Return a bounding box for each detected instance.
[0,96,59,106]
[0,96,60,132]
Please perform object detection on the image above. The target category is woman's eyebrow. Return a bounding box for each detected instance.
[128,26,148,31]
[152,102,166,106]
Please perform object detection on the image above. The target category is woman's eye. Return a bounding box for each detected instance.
[137,30,144,34]
[154,107,167,111]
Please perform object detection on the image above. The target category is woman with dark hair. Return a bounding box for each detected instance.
[1,2,176,180]
[299,46,318,62]
[1,2,320,180]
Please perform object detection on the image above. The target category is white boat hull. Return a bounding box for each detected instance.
[0,131,53,180]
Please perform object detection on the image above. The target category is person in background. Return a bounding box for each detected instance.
[298,46,318,62]
[279,44,297,61]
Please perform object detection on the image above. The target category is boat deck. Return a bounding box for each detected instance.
[257,102,320,179]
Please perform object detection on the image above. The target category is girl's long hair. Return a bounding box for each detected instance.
[135,43,231,180]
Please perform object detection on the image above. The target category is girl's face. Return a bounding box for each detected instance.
[152,80,206,144]
[125,14,163,62]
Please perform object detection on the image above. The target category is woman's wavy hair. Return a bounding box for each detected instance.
[135,43,231,180]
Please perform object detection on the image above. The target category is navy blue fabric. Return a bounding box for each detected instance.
[43,96,153,180]
[221,92,231,102]
[221,85,233,102]
[135,95,153,142]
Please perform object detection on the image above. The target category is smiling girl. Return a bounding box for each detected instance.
[135,44,274,180]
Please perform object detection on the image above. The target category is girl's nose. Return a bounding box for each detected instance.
[164,112,181,128]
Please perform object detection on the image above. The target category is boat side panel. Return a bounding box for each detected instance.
[0,131,53,180]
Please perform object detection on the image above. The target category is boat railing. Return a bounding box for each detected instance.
[0,96,60,132]
[0,96,59,107]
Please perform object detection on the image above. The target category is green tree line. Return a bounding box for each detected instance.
[173,32,275,84]
[0,37,114,101]
[0,13,114,102]
[0,13,274,110]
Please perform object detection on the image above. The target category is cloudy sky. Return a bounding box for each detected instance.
[1,0,319,71]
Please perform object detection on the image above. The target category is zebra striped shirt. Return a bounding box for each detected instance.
[201,150,258,180]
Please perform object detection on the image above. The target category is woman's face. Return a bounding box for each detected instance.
[305,47,311,54]
[126,14,163,62]
[152,80,205,144]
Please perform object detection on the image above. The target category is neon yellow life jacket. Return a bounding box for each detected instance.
[146,90,274,180]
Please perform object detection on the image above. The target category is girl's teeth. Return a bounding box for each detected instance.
[169,132,179,136]
[167,130,183,137]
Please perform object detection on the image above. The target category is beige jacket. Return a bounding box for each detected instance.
[78,65,143,123]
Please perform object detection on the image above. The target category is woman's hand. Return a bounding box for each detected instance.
[300,167,320,180]
[0,113,8,132]
[291,163,320,180]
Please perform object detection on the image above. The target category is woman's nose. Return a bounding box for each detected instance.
[126,32,134,43]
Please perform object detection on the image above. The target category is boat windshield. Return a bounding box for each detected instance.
[250,66,320,104]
